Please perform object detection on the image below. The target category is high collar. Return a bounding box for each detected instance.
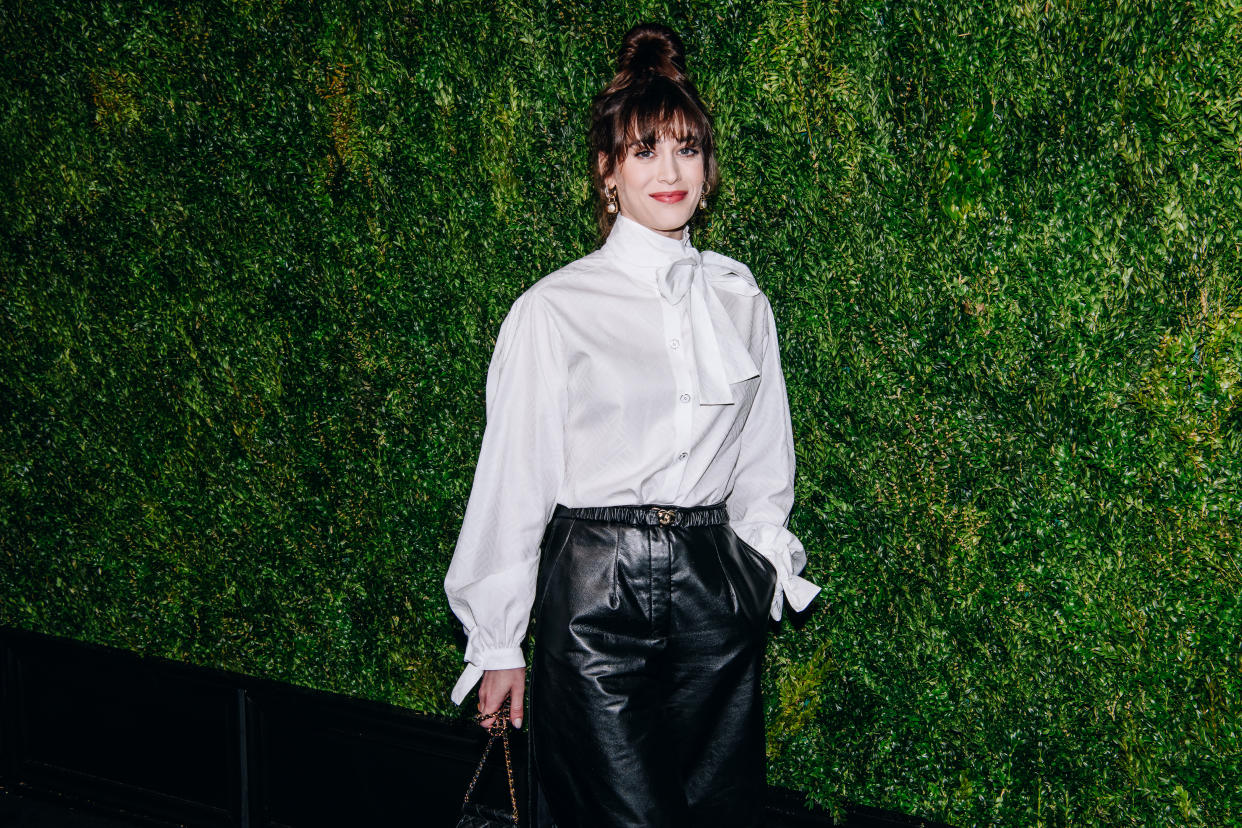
[596,213,762,405]
[601,214,696,272]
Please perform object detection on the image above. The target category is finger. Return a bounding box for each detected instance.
[510,681,525,729]
[477,685,498,729]
[478,696,498,730]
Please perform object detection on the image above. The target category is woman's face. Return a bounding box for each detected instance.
[603,135,705,239]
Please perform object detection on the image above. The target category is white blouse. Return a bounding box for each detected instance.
[444,214,820,704]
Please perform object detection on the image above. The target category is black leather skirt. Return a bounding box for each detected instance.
[529,503,778,828]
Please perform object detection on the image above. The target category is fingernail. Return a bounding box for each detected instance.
[513,718,522,729]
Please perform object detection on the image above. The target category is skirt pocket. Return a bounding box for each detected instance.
[714,528,776,623]
[534,516,576,621]
[735,531,778,577]
[729,530,779,618]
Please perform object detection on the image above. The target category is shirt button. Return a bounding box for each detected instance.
[677,451,688,460]
[669,339,680,349]
[679,393,691,403]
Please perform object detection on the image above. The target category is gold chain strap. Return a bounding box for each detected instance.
[464,698,519,824]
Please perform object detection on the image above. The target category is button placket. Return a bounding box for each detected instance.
[660,299,694,495]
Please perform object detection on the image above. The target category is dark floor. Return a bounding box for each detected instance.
[0,790,153,828]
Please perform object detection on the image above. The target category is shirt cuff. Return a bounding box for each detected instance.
[761,546,821,621]
[450,644,526,705]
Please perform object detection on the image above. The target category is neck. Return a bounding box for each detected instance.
[620,214,686,240]
[650,225,687,240]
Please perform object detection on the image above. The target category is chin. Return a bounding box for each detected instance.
[623,203,697,235]
[652,211,696,232]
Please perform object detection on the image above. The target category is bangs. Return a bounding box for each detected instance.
[624,105,708,150]
[611,76,712,159]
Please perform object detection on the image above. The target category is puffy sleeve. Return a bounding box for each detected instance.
[726,297,820,620]
[444,290,567,704]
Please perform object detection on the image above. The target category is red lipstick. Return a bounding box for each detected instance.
[650,191,688,203]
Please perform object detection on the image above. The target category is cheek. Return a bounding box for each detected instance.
[612,169,635,194]
[624,166,653,191]
[685,158,706,185]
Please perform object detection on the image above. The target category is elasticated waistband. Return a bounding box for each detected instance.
[551,502,728,528]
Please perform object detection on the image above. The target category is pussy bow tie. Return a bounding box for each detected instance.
[657,251,761,405]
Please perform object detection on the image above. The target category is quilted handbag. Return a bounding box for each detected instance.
[456,699,519,827]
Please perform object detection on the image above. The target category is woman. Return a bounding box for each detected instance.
[444,23,819,828]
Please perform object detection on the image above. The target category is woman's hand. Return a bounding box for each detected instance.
[478,667,525,730]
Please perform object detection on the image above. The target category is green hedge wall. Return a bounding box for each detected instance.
[2,1,1239,824]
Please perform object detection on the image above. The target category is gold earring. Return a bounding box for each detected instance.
[605,186,618,214]
[699,184,708,211]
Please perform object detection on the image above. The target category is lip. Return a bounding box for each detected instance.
[649,191,688,204]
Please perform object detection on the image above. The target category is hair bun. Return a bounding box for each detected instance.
[616,23,687,84]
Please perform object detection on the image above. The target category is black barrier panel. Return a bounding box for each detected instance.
[0,628,948,828]
[248,687,524,827]
[3,633,242,827]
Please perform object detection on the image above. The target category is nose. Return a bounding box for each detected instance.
[657,151,680,185]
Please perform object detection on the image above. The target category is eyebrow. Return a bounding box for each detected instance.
[627,134,700,150]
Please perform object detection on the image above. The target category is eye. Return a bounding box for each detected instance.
[678,146,700,157]
[633,148,655,159]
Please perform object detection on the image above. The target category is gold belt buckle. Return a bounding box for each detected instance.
[655,508,676,527]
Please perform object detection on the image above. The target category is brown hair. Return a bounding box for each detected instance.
[589,23,719,236]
